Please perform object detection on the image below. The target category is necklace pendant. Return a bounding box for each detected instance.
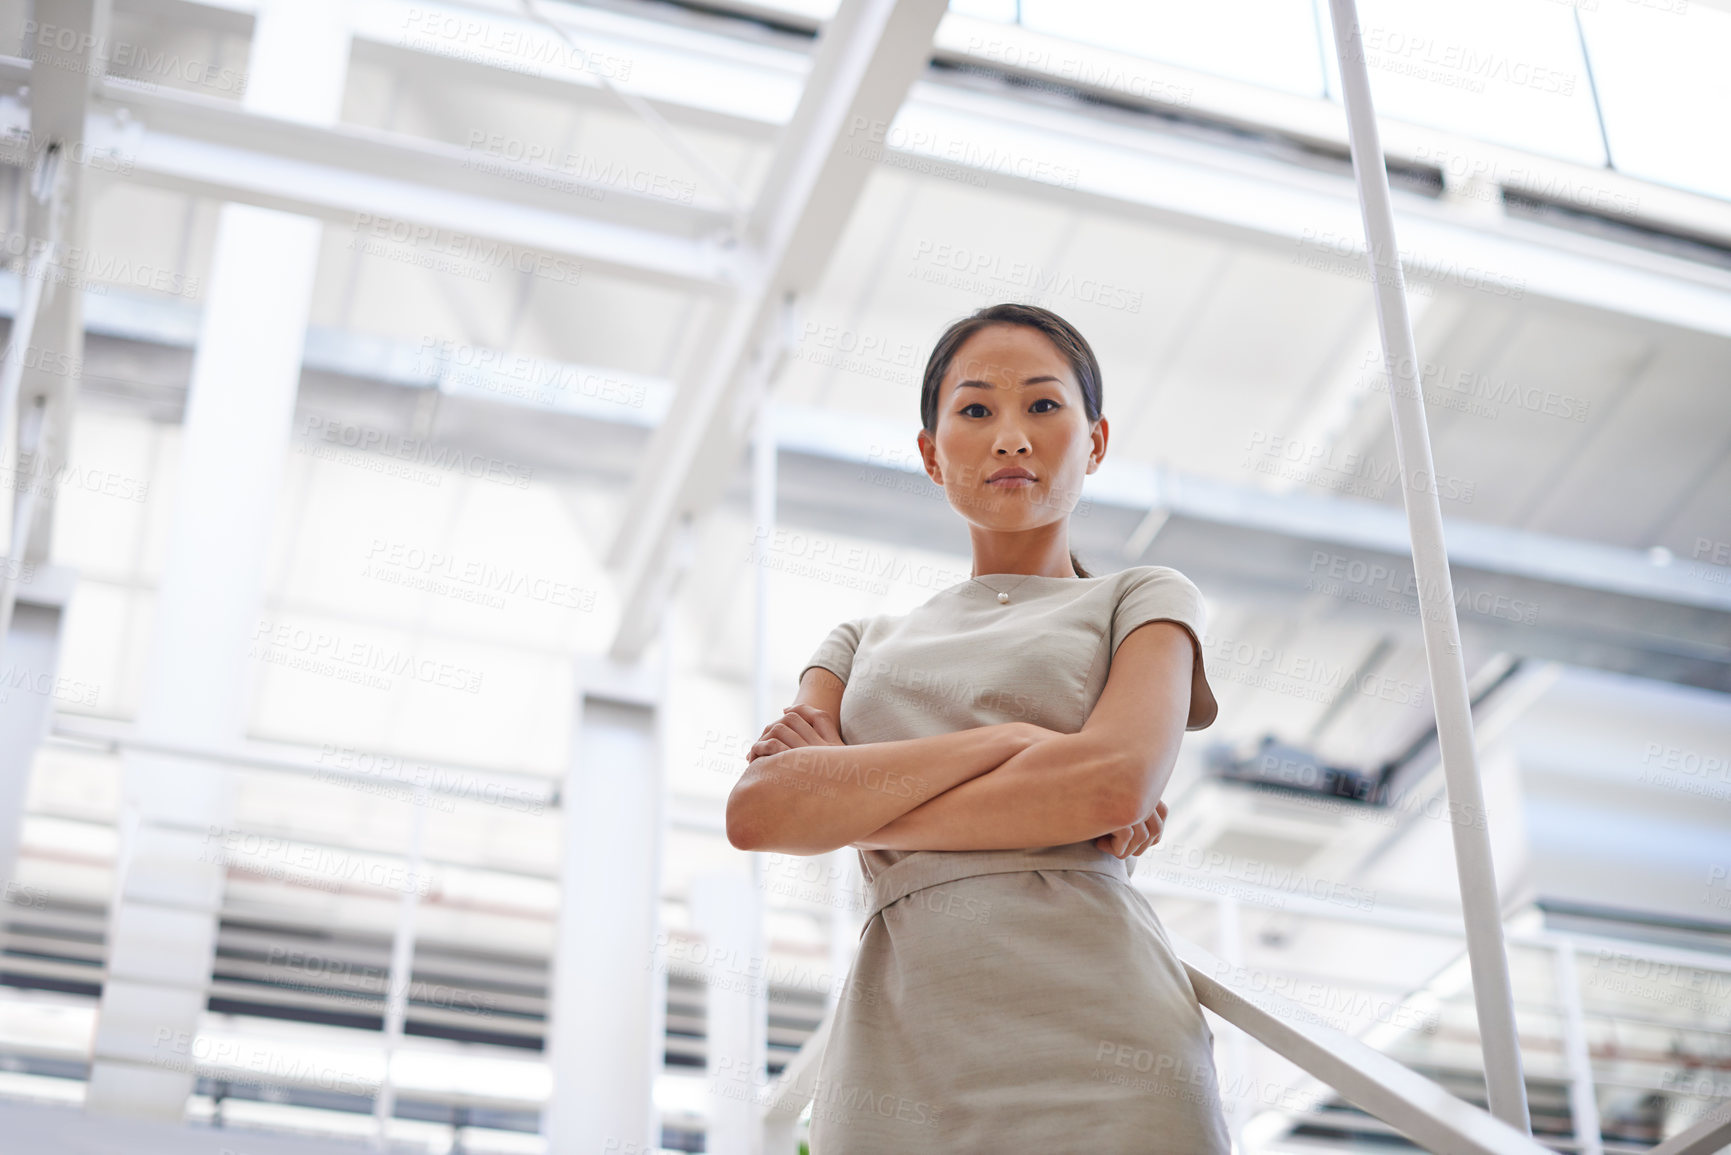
[997,591,1010,604]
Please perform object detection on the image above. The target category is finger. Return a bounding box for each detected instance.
[1130,820,1154,856]
[748,736,789,760]
[784,703,841,743]
[783,703,830,728]
[776,710,822,745]
[765,720,814,749]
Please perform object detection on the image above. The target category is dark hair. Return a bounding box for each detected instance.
[920,303,1103,579]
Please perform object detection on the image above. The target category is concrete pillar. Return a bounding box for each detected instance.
[543,654,668,1154]
[692,870,767,1155]
[84,0,350,1120]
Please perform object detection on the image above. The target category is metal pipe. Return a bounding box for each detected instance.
[733,349,778,1155]
[373,781,429,1149]
[1325,0,1531,1132]
[1553,942,1604,1155]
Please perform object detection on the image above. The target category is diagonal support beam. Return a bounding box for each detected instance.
[1327,0,1530,1133]
[603,0,948,659]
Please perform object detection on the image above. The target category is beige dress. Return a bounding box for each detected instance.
[797,566,1231,1153]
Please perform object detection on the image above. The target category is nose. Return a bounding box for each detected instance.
[993,423,1031,456]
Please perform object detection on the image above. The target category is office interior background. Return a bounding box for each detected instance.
[0,0,1727,1152]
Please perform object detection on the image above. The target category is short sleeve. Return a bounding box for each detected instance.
[1110,567,1219,731]
[798,618,865,686]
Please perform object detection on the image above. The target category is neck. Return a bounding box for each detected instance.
[969,543,1073,578]
[969,532,1076,578]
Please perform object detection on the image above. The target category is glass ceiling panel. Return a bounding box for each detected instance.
[1578,2,1731,201]
[1319,0,1607,166]
[1013,0,1329,98]
[951,0,1640,177]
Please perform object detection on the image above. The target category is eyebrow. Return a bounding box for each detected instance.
[956,375,1064,390]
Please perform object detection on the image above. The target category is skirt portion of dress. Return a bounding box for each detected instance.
[807,843,1232,1153]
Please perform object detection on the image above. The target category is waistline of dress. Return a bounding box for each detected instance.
[863,843,1131,927]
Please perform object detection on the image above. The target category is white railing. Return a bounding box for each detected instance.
[753,926,1731,1155]
[753,931,1550,1155]
[1646,1105,1731,1155]
[1181,934,1546,1155]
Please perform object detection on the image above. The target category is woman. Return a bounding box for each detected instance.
[726,302,1230,1151]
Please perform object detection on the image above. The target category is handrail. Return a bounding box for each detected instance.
[765,1004,830,1122]
[1645,1102,1731,1155]
[1175,934,1549,1155]
[752,932,1550,1155]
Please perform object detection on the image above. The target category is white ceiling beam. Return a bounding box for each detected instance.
[98,72,742,237]
[601,0,950,661]
[19,270,1728,631]
[0,56,742,293]
[81,75,740,291]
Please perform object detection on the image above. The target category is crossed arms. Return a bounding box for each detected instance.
[724,619,1196,858]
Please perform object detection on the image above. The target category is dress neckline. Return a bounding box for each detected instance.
[948,571,1111,602]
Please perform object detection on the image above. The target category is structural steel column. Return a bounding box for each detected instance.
[85,0,350,1120]
[544,667,668,1154]
[0,0,95,920]
[1326,0,1531,1132]
[14,0,100,572]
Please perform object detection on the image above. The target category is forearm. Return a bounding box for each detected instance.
[852,731,1127,851]
[729,724,1034,855]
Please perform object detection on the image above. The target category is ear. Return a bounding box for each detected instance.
[1086,416,1108,474]
[918,428,942,485]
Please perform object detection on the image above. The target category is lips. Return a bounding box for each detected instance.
[987,467,1036,483]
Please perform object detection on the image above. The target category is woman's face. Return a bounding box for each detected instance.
[919,323,1106,534]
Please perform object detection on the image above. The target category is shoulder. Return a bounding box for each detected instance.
[813,609,897,653]
[1108,565,1205,601]
[1105,566,1209,648]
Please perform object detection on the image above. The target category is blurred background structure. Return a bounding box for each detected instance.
[0,0,1727,1151]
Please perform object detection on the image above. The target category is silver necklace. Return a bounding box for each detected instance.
[970,573,1035,605]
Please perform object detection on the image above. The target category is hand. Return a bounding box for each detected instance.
[1095,800,1168,859]
[746,703,844,763]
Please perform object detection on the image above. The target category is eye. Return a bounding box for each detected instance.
[1030,397,1060,413]
[960,402,989,418]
